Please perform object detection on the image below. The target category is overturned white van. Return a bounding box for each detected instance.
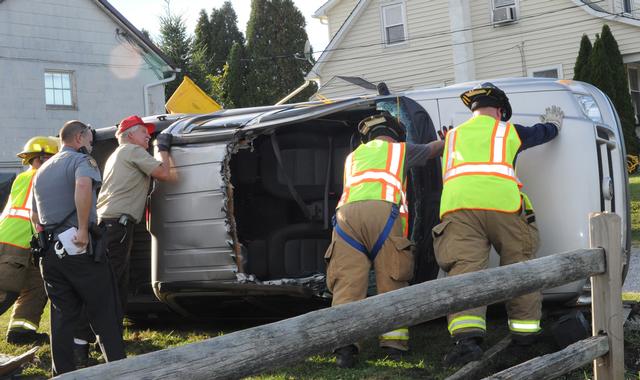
[93,78,630,317]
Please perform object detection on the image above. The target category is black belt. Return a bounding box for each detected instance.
[524,209,535,224]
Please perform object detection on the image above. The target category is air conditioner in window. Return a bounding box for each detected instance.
[492,6,517,24]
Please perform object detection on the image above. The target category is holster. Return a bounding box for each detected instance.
[88,222,107,263]
[30,231,51,267]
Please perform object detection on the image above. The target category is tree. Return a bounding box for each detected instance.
[596,25,638,154]
[224,42,248,107]
[573,34,592,82]
[209,2,245,76]
[573,25,639,154]
[244,0,314,106]
[192,2,244,78]
[140,28,152,41]
[158,4,193,98]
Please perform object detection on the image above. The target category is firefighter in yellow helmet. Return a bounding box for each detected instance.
[325,112,443,368]
[434,82,564,367]
[0,136,59,344]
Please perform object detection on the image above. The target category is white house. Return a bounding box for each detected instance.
[307,0,640,125]
[0,0,175,171]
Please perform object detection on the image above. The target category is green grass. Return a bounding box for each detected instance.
[2,307,622,380]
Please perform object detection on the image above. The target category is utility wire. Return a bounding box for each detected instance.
[233,0,609,64]
[311,14,610,67]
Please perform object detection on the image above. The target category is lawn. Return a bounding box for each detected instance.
[2,174,640,378]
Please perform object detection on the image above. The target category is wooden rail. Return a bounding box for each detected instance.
[55,213,623,380]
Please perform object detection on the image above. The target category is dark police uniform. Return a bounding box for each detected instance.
[32,146,125,375]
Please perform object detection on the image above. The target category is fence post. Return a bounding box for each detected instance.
[589,212,624,380]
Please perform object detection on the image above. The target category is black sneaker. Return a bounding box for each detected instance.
[6,330,49,345]
[443,338,483,367]
[335,345,358,368]
[74,343,90,369]
[381,346,406,361]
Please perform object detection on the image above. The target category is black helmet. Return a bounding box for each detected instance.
[460,82,512,121]
[357,112,406,143]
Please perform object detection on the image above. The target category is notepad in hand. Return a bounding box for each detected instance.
[57,227,86,255]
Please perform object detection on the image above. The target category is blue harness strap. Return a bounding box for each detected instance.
[332,204,400,262]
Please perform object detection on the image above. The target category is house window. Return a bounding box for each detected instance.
[623,0,632,13]
[528,65,563,79]
[629,67,640,125]
[492,0,518,24]
[44,71,75,109]
[381,3,407,46]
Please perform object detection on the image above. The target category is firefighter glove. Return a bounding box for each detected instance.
[156,133,172,152]
[540,105,564,131]
[438,125,453,140]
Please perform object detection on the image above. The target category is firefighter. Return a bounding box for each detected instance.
[433,82,564,367]
[326,112,444,368]
[0,136,58,345]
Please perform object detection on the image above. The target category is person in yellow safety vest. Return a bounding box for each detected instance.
[325,112,444,368]
[0,136,59,345]
[433,82,565,367]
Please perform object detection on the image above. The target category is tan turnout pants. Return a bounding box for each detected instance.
[325,200,414,351]
[0,244,47,333]
[433,209,542,339]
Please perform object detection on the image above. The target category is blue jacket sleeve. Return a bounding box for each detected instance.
[514,122,559,153]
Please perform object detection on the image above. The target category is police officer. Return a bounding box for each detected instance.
[96,115,173,322]
[31,120,125,375]
[0,137,58,344]
[433,83,564,367]
[325,112,443,368]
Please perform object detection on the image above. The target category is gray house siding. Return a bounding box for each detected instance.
[0,0,168,170]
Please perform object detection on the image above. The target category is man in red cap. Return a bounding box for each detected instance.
[96,115,174,324]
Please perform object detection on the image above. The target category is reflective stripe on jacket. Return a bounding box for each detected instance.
[338,140,409,236]
[0,169,36,249]
[440,115,523,218]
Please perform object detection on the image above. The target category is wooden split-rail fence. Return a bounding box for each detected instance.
[55,213,624,380]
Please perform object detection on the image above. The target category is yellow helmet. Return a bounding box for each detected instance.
[17,136,60,165]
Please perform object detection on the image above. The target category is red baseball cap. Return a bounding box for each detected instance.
[117,115,155,135]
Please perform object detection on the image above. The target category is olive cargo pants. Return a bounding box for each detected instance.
[0,244,47,334]
[326,200,414,351]
[433,209,542,339]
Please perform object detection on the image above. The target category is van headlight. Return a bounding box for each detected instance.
[575,94,603,123]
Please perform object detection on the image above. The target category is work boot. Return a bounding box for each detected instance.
[74,343,90,369]
[381,346,406,361]
[443,337,483,367]
[511,332,539,346]
[6,329,49,345]
[335,344,358,368]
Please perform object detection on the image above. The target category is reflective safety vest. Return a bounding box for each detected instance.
[0,169,36,249]
[338,140,409,236]
[440,115,526,218]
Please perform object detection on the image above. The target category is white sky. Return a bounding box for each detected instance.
[109,0,330,56]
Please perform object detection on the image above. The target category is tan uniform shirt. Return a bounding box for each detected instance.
[97,143,161,223]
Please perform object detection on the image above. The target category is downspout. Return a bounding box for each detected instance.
[143,68,180,116]
[275,80,313,105]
